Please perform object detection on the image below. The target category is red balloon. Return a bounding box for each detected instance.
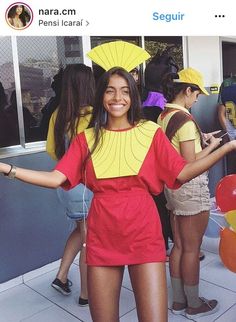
[215,175,236,212]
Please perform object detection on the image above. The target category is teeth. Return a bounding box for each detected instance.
[111,105,123,108]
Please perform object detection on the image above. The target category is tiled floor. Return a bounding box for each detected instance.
[0,236,236,322]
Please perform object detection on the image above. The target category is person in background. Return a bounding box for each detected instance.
[46,64,95,306]
[1,42,236,322]
[142,49,205,261]
[4,90,37,144]
[0,81,10,147]
[129,67,142,94]
[142,48,178,258]
[220,84,236,140]
[130,67,139,84]
[218,78,236,174]
[218,75,236,140]
[40,68,64,140]
[158,67,222,319]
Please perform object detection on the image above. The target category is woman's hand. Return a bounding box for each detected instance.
[202,130,222,145]
[207,135,222,149]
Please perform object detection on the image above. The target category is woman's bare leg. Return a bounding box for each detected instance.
[88,266,124,322]
[169,213,186,307]
[169,212,182,278]
[128,262,167,322]
[179,211,209,285]
[56,220,82,283]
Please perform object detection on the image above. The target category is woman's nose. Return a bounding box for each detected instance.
[114,91,122,100]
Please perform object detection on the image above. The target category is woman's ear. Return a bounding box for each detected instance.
[185,86,192,97]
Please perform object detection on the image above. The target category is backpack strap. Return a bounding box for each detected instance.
[161,108,205,148]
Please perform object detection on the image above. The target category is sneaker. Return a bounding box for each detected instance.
[78,297,89,307]
[171,302,187,315]
[185,297,219,319]
[51,278,72,295]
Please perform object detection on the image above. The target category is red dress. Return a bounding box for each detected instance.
[55,125,186,266]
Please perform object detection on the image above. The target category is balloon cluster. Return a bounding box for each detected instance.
[215,175,236,273]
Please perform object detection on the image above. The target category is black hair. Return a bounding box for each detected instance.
[54,64,95,159]
[51,68,63,97]
[162,72,200,103]
[144,46,179,93]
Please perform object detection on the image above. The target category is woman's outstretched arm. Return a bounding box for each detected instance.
[177,140,236,183]
[0,162,66,188]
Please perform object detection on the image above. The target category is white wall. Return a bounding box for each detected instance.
[184,36,222,87]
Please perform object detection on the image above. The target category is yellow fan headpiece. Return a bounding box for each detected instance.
[87,41,150,72]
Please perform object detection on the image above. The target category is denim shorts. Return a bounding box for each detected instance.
[57,184,93,221]
[164,172,211,216]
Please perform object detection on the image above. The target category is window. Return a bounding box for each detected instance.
[0,36,83,155]
[0,37,17,148]
[144,36,183,69]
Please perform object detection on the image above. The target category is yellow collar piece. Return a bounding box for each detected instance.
[85,121,159,179]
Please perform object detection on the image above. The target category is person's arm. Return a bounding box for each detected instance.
[196,134,222,159]
[46,112,57,160]
[180,130,222,161]
[179,139,196,162]
[218,104,227,131]
[177,140,236,183]
[0,162,66,188]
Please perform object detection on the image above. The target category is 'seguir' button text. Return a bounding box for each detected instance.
[152,12,185,22]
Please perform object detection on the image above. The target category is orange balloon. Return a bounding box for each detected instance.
[219,228,236,273]
[215,175,236,212]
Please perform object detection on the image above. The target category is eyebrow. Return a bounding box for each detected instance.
[106,86,129,89]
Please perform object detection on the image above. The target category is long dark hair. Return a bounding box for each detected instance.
[162,72,200,103]
[88,67,142,156]
[54,64,95,159]
[8,5,29,26]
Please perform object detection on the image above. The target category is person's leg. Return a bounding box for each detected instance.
[78,221,88,301]
[88,265,124,322]
[56,221,82,283]
[153,193,171,252]
[178,211,218,317]
[128,262,167,322]
[52,220,83,295]
[169,213,186,313]
[179,212,209,287]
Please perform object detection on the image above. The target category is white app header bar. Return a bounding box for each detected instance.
[0,0,235,36]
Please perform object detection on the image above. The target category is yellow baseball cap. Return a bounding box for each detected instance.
[174,67,209,95]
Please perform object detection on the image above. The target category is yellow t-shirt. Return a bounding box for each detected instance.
[157,103,202,153]
[46,106,92,160]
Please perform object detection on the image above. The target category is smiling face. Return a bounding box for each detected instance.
[15,6,23,15]
[103,74,131,126]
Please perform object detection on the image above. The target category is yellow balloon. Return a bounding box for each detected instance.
[225,210,236,231]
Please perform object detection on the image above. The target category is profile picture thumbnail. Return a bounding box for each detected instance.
[6,2,33,30]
